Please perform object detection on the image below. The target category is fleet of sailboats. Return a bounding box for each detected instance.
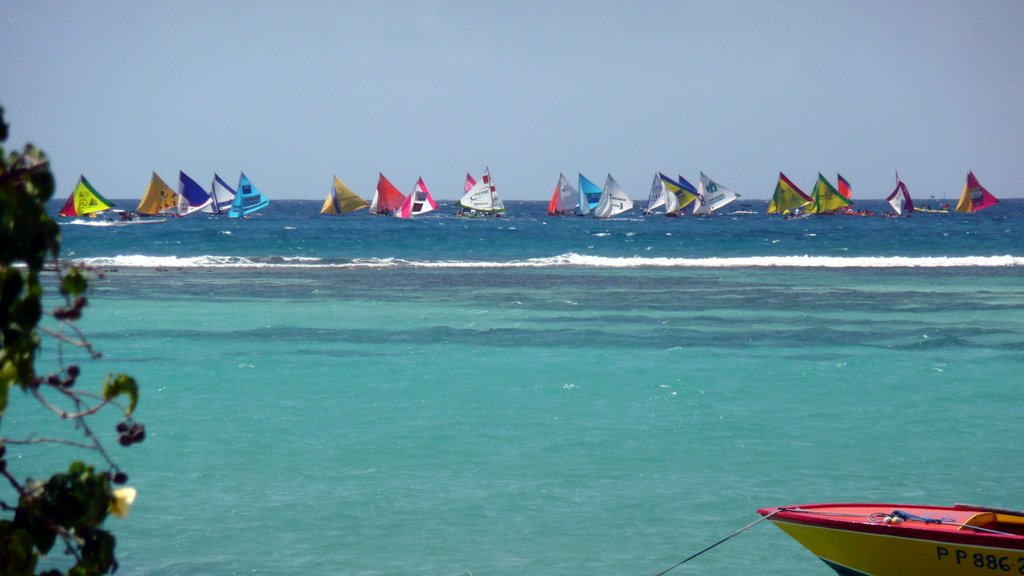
[55,169,1005,222]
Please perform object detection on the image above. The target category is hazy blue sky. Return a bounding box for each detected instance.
[2,0,1022,201]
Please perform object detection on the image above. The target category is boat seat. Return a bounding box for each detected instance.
[960,512,1024,535]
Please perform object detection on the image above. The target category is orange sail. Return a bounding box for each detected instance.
[370,173,406,215]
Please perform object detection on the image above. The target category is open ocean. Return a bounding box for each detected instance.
[7,198,1023,575]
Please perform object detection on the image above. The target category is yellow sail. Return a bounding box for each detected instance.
[806,173,852,214]
[72,176,113,216]
[136,172,178,215]
[320,176,369,214]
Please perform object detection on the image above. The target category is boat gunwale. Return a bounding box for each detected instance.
[758,503,1024,550]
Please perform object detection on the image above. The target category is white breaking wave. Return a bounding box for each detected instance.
[73,253,1024,269]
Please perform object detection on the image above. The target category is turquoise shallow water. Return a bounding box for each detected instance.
[4,200,1023,574]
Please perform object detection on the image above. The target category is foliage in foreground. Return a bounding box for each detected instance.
[0,105,144,575]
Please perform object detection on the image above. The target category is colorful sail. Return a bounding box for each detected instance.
[394,177,437,219]
[369,173,405,215]
[768,172,813,214]
[806,173,852,214]
[955,171,999,213]
[459,168,506,215]
[59,175,114,217]
[661,173,697,215]
[228,172,270,218]
[136,172,178,215]
[547,173,578,215]
[177,171,213,215]
[577,174,603,216]
[464,173,477,194]
[320,176,369,215]
[643,173,665,214]
[205,173,236,214]
[837,173,853,199]
[693,172,740,215]
[592,174,633,218]
[886,173,915,216]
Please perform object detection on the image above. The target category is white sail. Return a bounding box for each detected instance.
[203,173,236,214]
[592,174,633,219]
[644,173,665,214]
[663,176,680,214]
[693,172,739,215]
[459,168,505,214]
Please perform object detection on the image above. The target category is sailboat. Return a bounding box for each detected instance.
[692,172,740,215]
[837,173,853,200]
[955,171,1000,213]
[60,175,162,225]
[58,175,115,217]
[768,172,813,215]
[662,173,698,216]
[228,172,270,218]
[805,173,852,215]
[642,173,665,215]
[320,176,369,215]
[456,168,506,217]
[204,174,236,214]
[393,177,437,219]
[178,171,213,215]
[577,174,603,216]
[547,173,579,216]
[886,173,915,217]
[591,174,633,218]
[136,172,178,216]
[369,173,406,215]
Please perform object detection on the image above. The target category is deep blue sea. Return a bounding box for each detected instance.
[6,199,1023,575]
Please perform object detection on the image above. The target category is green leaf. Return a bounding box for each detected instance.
[0,521,39,576]
[60,267,88,297]
[102,374,138,416]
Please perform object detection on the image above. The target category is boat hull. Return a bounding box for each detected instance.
[759,504,1024,576]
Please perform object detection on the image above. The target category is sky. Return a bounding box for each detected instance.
[2,0,1022,202]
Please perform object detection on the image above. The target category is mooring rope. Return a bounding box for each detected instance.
[653,508,784,576]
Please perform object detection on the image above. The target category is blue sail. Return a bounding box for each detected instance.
[577,173,603,216]
[178,171,213,215]
[229,172,271,218]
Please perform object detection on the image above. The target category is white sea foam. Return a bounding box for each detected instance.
[73,253,1024,269]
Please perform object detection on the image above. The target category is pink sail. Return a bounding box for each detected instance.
[395,177,438,219]
[956,171,999,213]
